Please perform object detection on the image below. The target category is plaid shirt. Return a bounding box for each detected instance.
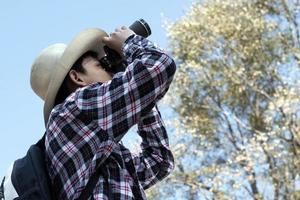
[45,35,176,200]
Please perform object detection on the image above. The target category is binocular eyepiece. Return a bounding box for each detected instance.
[100,19,152,73]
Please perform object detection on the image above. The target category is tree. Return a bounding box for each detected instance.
[146,0,300,199]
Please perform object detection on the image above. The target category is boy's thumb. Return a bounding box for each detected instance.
[102,36,109,43]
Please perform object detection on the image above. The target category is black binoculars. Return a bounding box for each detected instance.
[100,19,152,73]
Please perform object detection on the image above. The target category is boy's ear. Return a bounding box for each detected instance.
[68,70,87,87]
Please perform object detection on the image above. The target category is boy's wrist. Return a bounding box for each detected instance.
[122,35,149,63]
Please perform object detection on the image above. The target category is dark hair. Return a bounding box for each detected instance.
[54,51,98,106]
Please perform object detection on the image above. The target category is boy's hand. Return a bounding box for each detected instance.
[102,26,135,56]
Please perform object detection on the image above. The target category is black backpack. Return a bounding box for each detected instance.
[0,134,102,200]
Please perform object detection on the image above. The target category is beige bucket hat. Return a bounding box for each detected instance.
[30,28,108,126]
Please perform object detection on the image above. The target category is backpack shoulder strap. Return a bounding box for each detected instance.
[77,166,102,200]
[42,132,103,200]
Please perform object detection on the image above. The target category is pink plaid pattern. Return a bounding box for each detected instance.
[45,35,176,199]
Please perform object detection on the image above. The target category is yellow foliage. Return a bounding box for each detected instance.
[155,0,300,199]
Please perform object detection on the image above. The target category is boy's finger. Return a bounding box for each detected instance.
[102,36,110,43]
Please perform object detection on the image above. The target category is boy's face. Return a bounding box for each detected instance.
[80,55,113,84]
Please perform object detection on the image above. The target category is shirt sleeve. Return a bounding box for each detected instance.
[131,106,174,189]
[74,35,176,142]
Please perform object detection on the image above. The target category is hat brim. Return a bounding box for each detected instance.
[43,28,108,125]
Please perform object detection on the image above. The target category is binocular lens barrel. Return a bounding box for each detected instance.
[129,19,151,38]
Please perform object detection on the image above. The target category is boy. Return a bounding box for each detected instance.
[30,26,176,199]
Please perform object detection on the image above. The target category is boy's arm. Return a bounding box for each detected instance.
[131,106,174,189]
[75,27,176,142]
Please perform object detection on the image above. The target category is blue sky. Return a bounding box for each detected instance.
[0,1,192,176]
